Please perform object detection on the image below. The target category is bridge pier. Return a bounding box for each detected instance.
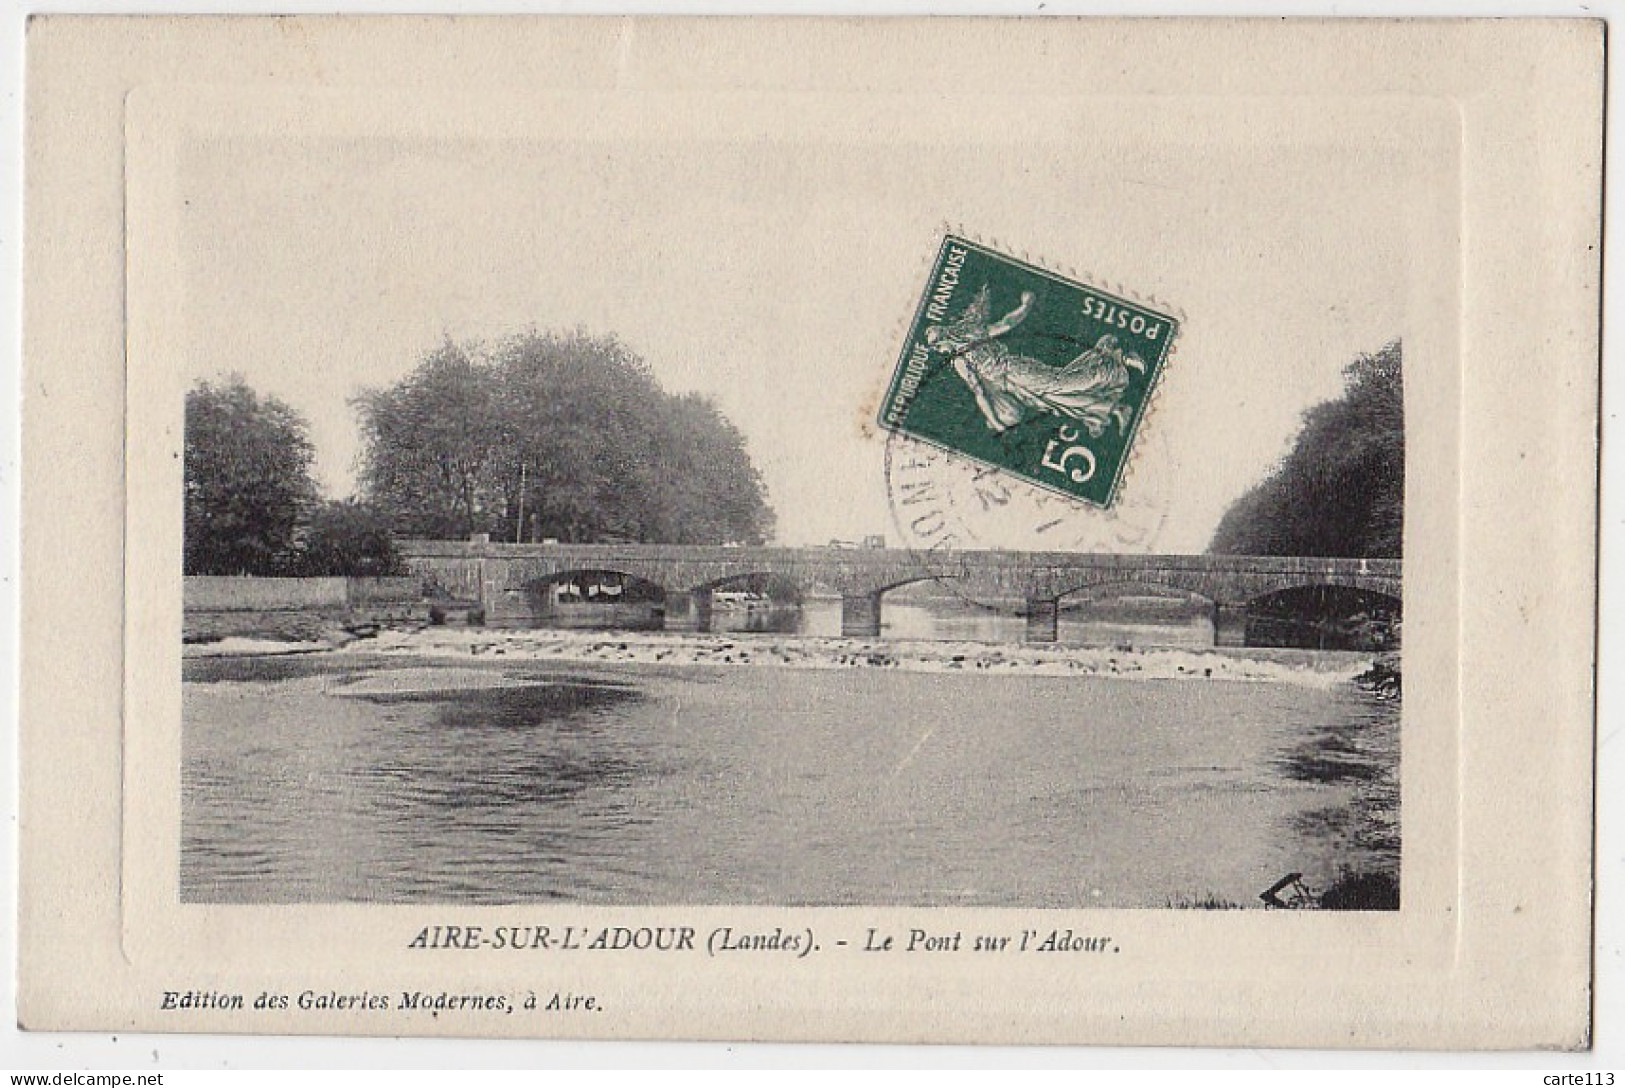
[841,592,883,638]
[1212,602,1248,647]
[1024,598,1059,642]
[663,589,714,633]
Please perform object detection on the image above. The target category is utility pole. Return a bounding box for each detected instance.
[514,461,527,543]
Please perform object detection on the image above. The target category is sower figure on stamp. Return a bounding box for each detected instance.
[926,284,1146,437]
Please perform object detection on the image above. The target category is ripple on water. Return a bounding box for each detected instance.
[182,656,1400,907]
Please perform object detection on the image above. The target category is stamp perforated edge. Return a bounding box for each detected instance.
[876,223,1186,516]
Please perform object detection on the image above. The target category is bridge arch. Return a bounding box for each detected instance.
[1014,577,1217,644]
[668,571,807,635]
[831,573,962,639]
[1056,578,1218,608]
[689,570,807,598]
[491,557,679,595]
[1038,579,1219,648]
[872,573,956,597]
[494,567,669,631]
[518,566,669,592]
[1238,576,1401,607]
[1240,583,1401,651]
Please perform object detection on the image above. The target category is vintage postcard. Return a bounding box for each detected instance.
[18,17,1601,1047]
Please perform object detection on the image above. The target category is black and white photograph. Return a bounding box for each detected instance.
[15,15,1601,1051]
[174,94,1406,913]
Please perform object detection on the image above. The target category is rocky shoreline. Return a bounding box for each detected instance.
[1352,652,1402,698]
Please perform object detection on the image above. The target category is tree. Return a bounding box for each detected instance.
[491,330,666,543]
[354,330,776,545]
[641,393,774,544]
[185,376,320,575]
[353,340,507,539]
[295,499,405,577]
[1209,341,1403,559]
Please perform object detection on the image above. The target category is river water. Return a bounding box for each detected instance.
[182,639,1399,908]
[710,598,1215,649]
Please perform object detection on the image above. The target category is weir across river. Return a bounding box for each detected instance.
[398,540,1401,646]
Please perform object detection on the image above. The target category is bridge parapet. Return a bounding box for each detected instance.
[395,541,1400,644]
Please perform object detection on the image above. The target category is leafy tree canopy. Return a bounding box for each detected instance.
[294,499,406,577]
[1208,341,1402,559]
[354,331,776,545]
[185,376,321,575]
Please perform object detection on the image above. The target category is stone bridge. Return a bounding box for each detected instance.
[398,540,1401,646]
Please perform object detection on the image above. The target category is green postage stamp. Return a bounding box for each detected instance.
[878,235,1179,508]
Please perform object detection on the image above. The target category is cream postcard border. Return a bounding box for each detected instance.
[19,17,1600,1049]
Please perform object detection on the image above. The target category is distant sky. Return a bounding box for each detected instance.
[174,106,1413,551]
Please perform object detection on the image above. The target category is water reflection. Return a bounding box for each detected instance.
[711,598,1215,648]
[355,684,648,812]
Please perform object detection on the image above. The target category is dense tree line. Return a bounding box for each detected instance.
[353,331,775,545]
[1209,341,1403,559]
[184,377,400,576]
[184,333,773,574]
